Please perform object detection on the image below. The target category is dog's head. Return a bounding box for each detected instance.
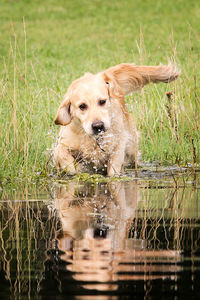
[55,63,180,136]
[54,72,124,136]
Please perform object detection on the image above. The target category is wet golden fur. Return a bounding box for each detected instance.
[54,63,180,176]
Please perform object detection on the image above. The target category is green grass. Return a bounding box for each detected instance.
[0,0,199,183]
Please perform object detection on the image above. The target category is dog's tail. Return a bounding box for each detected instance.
[105,63,180,95]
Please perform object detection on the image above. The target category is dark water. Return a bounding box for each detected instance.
[0,172,200,299]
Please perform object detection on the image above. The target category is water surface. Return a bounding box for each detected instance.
[0,170,200,299]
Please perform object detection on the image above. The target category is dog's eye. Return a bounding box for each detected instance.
[79,103,87,110]
[99,100,106,106]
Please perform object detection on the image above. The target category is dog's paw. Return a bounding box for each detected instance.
[107,164,121,177]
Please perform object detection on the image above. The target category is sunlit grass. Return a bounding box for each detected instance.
[0,0,199,183]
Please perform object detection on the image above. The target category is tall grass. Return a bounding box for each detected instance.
[0,0,199,183]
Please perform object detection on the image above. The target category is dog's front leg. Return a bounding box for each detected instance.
[54,143,77,174]
[107,143,126,176]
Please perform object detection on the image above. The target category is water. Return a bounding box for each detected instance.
[0,170,200,299]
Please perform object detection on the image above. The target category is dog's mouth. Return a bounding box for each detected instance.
[93,131,106,139]
[96,136,106,152]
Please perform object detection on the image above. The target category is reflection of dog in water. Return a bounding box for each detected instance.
[55,182,182,291]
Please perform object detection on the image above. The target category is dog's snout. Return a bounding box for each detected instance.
[92,121,105,134]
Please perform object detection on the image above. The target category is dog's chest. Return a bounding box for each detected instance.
[71,133,117,168]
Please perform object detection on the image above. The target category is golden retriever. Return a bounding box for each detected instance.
[54,63,180,176]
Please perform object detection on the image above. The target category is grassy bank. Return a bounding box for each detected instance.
[0,0,199,183]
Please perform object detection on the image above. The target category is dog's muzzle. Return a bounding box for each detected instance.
[92,121,105,135]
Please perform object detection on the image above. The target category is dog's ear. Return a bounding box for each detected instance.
[103,72,124,99]
[54,96,72,126]
[105,63,180,95]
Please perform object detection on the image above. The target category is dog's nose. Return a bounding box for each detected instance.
[92,121,105,134]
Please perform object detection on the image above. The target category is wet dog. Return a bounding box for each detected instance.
[54,63,180,176]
